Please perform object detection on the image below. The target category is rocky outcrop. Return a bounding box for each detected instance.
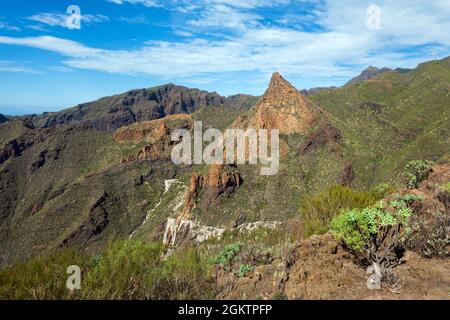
[233,72,317,135]
[113,114,191,143]
[0,137,35,165]
[162,218,226,247]
[217,234,450,300]
[162,218,281,251]
[182,173,205,218]
[161,165,243,248]
[202,165,242,207]
[114,114,192,163]
[300,123,342,155]
[182,165,242,216]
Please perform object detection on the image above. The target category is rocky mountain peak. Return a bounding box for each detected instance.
[233,72,316,134]
[268,72,285,86]
[263,72,299,105]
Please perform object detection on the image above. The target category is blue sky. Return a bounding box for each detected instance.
[0,0,449,115]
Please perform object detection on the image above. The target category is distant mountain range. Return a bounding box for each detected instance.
[1,56,449,269]
[22,84,256,131]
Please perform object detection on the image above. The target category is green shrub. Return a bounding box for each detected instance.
[0,249,89,300]
[1,240,215,300]
[403,160,433,189]
[82,240,164,299]
[330,200,412,251]
[395,194,422,203]
[234,264,254,278]
[331,199,417,290]
[213,242,242,270]
[208,228,295,278]
[299,185,380,237]
[152,248,216,299]
[372,183,397,197]
[439,182,450,193]
[82,241,214,300]
[385,194,422,211]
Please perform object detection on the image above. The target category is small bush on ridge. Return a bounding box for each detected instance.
[299,185,380,237]
[330,200,412,252]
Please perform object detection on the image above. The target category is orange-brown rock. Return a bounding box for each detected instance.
[233,72,317,134]
[113,114,191,143]
[182,173,205,219]
[114,114,192,163]
[182,165,242,217]
[203,165,242,207]
[217,234,450,300]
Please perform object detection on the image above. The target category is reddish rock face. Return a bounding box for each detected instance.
[182,165,242,217]
[233,72,317,134]
[113,114,191,143]
[182,173,205,218]
[203,165,242,207]
[114,114,192,163]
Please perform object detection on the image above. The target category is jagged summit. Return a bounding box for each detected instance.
[263,72,300,103]
[261,72,312,108]
[346,66,392,86]
[268,71,292,87]
[233,72,317,134]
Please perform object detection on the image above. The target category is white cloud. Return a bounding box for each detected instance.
[118,14,150,24]
[316,0,450,46]
[173,30,195,37]
[48,65,74,72]
[106,0,160,7]
[202,0,290,9]
[0,21,21,31]
[0,36,103,57]
[27,13,109,28]
[179,0,294,31]
[0,31,380,80]
[188,4,262,30]
[1,0,449,92]
[0,60,39,74]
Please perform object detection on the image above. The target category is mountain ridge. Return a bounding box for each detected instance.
[346,66,393,86]
[0,114,8,124]
[26,84,244,131]
[0,56,449,268]
[9,61,431,131]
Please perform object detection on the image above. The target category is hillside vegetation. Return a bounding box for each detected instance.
[0,57,449,299]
